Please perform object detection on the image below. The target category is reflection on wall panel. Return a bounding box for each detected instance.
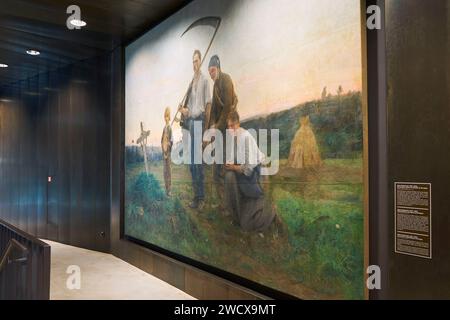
[0,55,111,253]
[385,0,450,299]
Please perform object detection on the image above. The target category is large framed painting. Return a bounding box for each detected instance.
[125,0,367,299]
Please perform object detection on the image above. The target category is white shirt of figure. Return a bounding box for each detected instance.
[187,72,211,119]
[232,127,266,176]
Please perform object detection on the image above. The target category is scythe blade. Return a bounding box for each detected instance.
[171,16,222,127]
[181,16,221,38]
[181,16,221,67]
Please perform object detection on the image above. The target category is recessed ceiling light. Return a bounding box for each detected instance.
[26,49,40,56]
[0,63,8,68]
[70,19,87,27]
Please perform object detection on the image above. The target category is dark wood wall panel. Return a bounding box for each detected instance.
[384,0,450,299]
[366,0,389,300]
[0,54,111,253]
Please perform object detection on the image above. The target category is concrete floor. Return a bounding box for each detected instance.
[44,240,194,300]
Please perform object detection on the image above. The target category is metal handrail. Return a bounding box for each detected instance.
[0,238,29,273]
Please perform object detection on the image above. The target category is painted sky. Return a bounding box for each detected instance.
[126,0,362,146]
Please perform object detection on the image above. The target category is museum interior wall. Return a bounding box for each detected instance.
[0,54,112,253]
[379,0,450,299]
[0,0,449,300]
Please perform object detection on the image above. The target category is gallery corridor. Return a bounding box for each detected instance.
[2,0,450,307]
[46,241,194,300]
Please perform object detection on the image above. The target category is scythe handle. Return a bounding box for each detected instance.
[170,18,221,128]
[171,81,193,128]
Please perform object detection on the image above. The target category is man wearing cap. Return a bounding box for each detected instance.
[180,50,211,210]
[207,55,238,212]
[208,55,238,133]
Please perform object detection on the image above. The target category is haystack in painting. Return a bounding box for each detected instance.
[288,116,322,169]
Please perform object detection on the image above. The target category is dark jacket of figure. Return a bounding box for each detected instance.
[224,166,274,233]
[236,165,264,199]
[210,72,238,132]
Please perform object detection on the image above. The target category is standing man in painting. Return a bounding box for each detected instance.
[208,55,238,132]
[207,55,238,211]
[180,50,211,210]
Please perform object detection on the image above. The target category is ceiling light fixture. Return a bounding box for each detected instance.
[0,63,8,68]
[70,19,87,27]
[26,49,40,56]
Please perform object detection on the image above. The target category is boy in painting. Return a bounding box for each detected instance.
[161,107,173,196]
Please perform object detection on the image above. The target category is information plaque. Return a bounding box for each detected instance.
[395,182,432,259]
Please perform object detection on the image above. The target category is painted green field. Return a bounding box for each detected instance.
[125,157,364,299]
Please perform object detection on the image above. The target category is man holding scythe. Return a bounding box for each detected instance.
[172,17,221,210]
[179,49,211,210]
